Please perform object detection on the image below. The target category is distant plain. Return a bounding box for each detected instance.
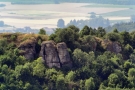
[0,2,134,29]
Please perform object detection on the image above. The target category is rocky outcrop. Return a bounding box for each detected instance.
[40,41,72,68]
[57,42,72,67]
[107,42,122,53]
[40,41,61,68]
[18,38,121,68]
[102,39,122,53]
[18,39,37,60]
[18,40,72,68]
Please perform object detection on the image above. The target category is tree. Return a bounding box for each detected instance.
[108,73,119,88]
[130,52,135,63]
[32,57,46,78]
[80,25,90,37]
[106,32,121,42]
[73,49,90,68]
[80,35,96,52]
[57,19,65,28]
[49,25,79,50]
[65,71,75,82]
[56,75,66,90]
[97,27,106,37]
[15,63,32,80]
[99,83,106,90]
[85,77,95,90]
[0,38,7,55]
[120,31,131,45]
[113,28,119,33]
[123,44,133,59]
[130,31,135,48]
[38,28,46,35]
[124,61,132,72]
[128,68,135,87]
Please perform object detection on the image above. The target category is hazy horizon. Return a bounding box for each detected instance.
[0,1,135,33]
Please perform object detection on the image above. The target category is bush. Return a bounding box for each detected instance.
[107,32,121,42]
[11,34,17,41]
[38,28,46,35]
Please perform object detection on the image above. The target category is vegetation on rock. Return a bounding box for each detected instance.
[0,25,135,90]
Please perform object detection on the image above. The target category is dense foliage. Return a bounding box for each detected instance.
[1,25,135,90]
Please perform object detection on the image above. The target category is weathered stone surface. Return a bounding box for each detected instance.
[19,39,72,68]
[40,41,61,68]
[18,40,37,60]
[107,42,122,53]
[102,39,122,53]
[57,42,72,67]
[91,41,97,52]
[40,41,72,68]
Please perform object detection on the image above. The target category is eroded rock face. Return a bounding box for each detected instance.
[19,40,72,68]
[40,41,72,68]
[102,39,122,53]
[57,42,72,67]
[18,40,37,60]
[106,41,122,53]
[40,41,61,68]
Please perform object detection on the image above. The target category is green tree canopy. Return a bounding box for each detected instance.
[38,28,46,35]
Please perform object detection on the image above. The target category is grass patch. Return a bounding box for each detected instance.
[0,33,49,46]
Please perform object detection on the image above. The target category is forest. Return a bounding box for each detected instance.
[0,25,135,90]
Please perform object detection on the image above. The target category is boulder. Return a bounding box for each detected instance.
[106,41,122,53]
[40,41,61,68]
[57,42,72,67]
[19,39,72,68]
[102,39,122,53]
[18,39,37,60]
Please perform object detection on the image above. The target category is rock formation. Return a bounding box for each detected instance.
[18,40,72,68]
[18,38,122,68]
[18,39,37,60]
[57,42,72,67]
[106,42,122,53]
[40,41,61,68]
[102,39,122,53]
[40,41,72,68]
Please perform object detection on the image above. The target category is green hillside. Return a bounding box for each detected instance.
[1,25,135,89]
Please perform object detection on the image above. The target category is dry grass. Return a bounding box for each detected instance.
[101,39,112,49]
[94,37,112,49]
[94,37,103,43]
[0,33,49,47]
